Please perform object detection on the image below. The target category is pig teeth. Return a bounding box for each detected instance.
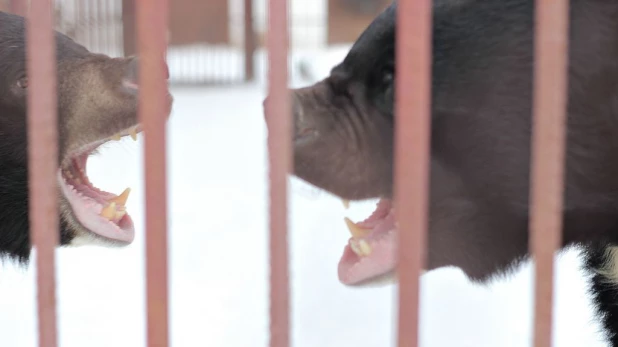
[110,187,131,206]
[350,240,363,256]
[114,210,126,220]
[358,240,372,256]
[349,239,372,257]
[342,199,350,209]
[100,202,117,220]
[344,217,371,238]
[110,127,139,141]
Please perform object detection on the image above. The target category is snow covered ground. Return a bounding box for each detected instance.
[0,46,611,347]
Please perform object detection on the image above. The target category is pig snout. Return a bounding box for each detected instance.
[262,89,317,145]
[291,92,317,144]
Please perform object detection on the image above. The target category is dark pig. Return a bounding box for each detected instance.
[0,11,172,261]
[264,0,618,344]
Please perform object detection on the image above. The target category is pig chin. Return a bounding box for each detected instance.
[57,124,141,247]
[291,160,402,287]
[293,168,401,287]
[290,93,400,287]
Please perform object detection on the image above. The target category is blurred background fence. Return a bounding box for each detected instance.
[0,0,391,86]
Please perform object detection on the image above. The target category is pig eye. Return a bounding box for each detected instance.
[381,65,394,84]
[17,77,28,89]
[383,72,393,83]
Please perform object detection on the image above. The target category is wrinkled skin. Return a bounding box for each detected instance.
[264,0,618,344]
[0,11,172,262]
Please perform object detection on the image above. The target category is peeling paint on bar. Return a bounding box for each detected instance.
[394,0,432,347]
[136,0,170,346]
[26,1,59,347]
[266,0,291,346]
[529,0,569,346]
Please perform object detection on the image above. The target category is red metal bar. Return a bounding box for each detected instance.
[75,0,82,42]
[122,0,136,57]
[26,1,59,347]
[136,1,170,346]
[529,0,569,346]
[88,0,95,49]
[85,0,91,48]
[104,0,112,54]
[395,0,432,346]
[97,0,104,52]
[244,0,255,81]
[10,0,26,16]
[266,0,291,345]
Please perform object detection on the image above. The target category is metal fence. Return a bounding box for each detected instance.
[11,0,256,85]
[7,0,394,87]
[4,0,568,346]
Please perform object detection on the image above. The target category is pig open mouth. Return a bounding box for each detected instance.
[58,125,141,244]
[339,199,398,286]
[0,10,176,261]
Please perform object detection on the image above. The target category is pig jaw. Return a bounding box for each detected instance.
[55,54,173,248]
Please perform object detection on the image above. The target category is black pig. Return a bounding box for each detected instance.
[265,0,618,344]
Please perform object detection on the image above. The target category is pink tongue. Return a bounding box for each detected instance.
[337,213,397,285]
[358,199,392,228]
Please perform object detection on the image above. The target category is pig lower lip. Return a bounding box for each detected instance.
[121,80,139,94]
[58,130,138,244]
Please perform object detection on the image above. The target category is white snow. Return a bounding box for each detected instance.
[0,44,611,347]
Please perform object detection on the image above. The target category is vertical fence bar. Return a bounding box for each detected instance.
[75,0,82,47]
[86,0,93,49]
[26,1,59,347]
[265,0,291,345]
[529,0,569,346]
[136,0,170,346]
[244,0,255,82]
[96,0,104,53]
[10,0,26,16]
[122,0,136,57]
[394,0,432,346]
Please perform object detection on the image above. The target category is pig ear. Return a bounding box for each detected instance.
[381,62,394,84]
[383,70,394,84]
